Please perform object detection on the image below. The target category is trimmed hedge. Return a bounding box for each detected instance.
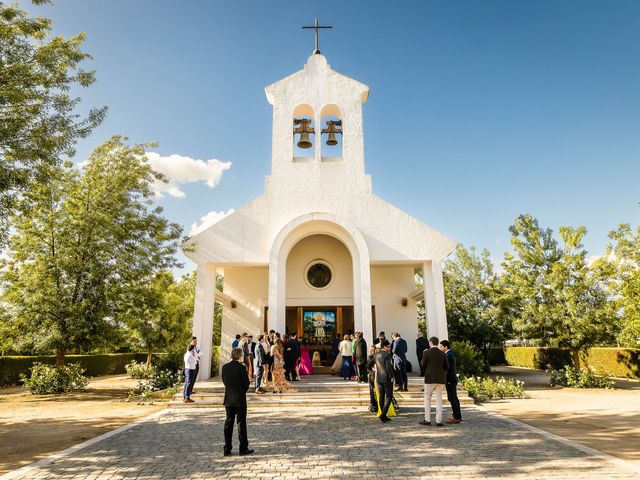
[0,353,148,386]
[490,347,640,379]
[584,348,640,379]
[504,347,573,371]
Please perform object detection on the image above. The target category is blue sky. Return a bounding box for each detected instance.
[21,0,640,274]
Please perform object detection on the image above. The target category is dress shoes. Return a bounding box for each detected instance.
[239,449,254,456]
[436,423,444,427]
[418,420,431,426]
[223,451,231,456]
[380,416,391,423]
[447,418,461,424]
[183,398,195,403]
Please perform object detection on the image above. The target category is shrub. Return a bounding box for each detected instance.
[451,341,489,377]
[460,375,526,403]
[549,366,614,389]
[154,348,184,374]
[20,362,89,394]
[125,360,155,379]
[137,369,181,392]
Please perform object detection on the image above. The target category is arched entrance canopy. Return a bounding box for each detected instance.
[268,213,373,343]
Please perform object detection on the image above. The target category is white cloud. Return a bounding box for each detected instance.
[190,209,235,236]
[145,152,232,198]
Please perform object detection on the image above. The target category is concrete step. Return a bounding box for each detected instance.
[171,385,475,408]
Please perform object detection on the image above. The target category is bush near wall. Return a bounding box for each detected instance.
[491,347,640,379]
[0,353,148,386]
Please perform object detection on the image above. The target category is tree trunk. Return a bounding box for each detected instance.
[571,348,581,369]
[146,347,153,366]
[56,347,66,367]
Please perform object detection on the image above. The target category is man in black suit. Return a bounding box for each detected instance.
[222,348,253,456]
[247,335,256,379]
[283,331,300,381]
[353,332,368,383]
[254,334,267,394]
[419,336,449,427]
[416,333,428,376]
[391,332,408,392]
[440,340,462,424]
[366,339,394,422]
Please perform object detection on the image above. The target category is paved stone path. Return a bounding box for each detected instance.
[9,406,638,479]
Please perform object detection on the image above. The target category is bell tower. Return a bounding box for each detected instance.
[264,51,371,195]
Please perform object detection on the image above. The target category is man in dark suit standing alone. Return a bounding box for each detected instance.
[419,336,448,427]
[222,348,253,456]
[416,333,428,376]
[284,331,300,381]
[440,340,462,424]
[366,339,394,422]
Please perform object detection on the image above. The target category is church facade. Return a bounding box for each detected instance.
[183,53,455,379]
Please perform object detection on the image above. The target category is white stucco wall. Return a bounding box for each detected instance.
[220,267,268,367]
[371,265,421,371]
[286,234,353,306]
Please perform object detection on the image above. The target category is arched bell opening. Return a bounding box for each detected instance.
[293,104,315,161]
[320,104,343,161]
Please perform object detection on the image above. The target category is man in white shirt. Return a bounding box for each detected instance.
[183,344,198,403]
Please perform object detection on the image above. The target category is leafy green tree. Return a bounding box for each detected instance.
[0,137,182,365]
[0,1,106,246]
[604,224,640,346]
[123,271,194,364]
[502,215,614,364]
[443,244,512,352]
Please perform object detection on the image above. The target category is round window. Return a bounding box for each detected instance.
[305,261,333,289]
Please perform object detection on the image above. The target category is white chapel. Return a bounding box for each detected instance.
[183,46,456,380]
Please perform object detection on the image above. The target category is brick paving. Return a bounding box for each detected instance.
[9,406,638,479]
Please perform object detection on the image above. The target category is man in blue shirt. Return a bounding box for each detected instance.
[440,339,462,424]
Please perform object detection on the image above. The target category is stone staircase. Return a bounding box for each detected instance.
[169,375,475,408]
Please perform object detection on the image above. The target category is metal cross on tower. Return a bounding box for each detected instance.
[302,17,333,55]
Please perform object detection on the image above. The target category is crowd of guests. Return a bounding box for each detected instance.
[183,330,463,454]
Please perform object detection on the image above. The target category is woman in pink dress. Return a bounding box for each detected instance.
[298,338,314,375]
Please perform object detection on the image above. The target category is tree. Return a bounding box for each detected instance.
[123,271,194,364]
[443,244,512,352]
[502,214,614,364]
[604,224,640,346]
[0,136,182,365]
[0,1,106,246]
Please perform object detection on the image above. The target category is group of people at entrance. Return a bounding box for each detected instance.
[367,334,462,425]
[230,330,315,395]
[220,331,463,455]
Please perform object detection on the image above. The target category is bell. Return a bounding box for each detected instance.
[297,131,313,149]
[322,120,342,146]
[294,118,314,149]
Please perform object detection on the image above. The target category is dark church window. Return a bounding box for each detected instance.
[306,262,332,289]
